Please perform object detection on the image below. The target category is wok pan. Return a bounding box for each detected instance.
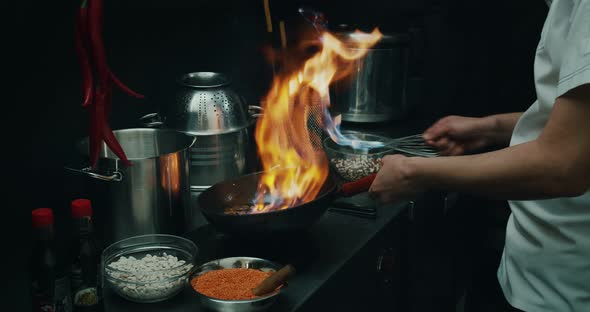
[197,169,377,235]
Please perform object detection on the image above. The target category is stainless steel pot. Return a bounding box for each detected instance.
[66,128,196,245]
[330,29,411,123]
[187,128,258,192]
[140,72,262,193]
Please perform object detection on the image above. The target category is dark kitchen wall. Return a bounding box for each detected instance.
[442,0,548,116]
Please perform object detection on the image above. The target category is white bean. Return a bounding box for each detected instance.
[106,253,193,301]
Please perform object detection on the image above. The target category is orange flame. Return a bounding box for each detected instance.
[253,28,382,213]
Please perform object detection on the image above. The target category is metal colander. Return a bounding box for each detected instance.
[307,89,325,151]
[283,86,325,152]
[170,72,262,135]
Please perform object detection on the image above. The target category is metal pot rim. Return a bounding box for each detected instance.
[177,72,231,89]
[179,118,256,136]
[77,128,197,161]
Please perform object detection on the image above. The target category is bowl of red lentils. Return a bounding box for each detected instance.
[189,257,284,312]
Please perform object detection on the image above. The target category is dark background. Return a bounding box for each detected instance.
[22,0,548,310]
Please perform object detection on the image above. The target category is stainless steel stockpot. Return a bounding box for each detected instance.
[330,30,411,123]
[67,128,195,245]
[140,72,262,193]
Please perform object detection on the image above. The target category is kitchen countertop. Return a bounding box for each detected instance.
[102,192,409,312]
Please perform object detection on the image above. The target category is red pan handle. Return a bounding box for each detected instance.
[340,173,377,197]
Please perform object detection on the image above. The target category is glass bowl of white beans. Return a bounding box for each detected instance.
[101,234,198,303]
[323,131,393,181]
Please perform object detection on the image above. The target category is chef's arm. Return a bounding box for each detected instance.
[409,84,590,200]
[485,112,523,146]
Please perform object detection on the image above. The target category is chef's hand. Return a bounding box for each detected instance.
[369,154,424,204]
[423,115,492,156]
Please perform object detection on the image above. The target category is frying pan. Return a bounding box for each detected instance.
[197,169,377,235]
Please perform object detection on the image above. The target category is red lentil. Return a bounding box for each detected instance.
[191,268,275,300]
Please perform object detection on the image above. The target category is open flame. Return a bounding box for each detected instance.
[252,28,382,213]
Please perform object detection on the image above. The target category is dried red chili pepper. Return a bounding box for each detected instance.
[109,69,145,99]
[89,91,104,168]
[88,0,132,166]
[102,126,132,166]
[78,0,142,167]
[101,87,132,166]
[87,0,108,88]
[74,6,93,107]
[86,0,109,167]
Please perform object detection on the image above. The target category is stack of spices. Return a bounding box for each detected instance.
[191,268,275,300]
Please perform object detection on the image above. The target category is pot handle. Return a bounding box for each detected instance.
[139,112,164,128]
[340,173,376,197]
[65,166,123,182]
[248,105,264,118]
[239,94,263,118]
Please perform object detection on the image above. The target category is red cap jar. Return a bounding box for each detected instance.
[71,199,93,218]
[32,208,54,228]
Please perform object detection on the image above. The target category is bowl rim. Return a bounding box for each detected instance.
[189,256,284,302]
[103,234,198,282]
[323,131,393,156]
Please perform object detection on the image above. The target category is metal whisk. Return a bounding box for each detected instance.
[350,133,439,157]
[384,134,440,157]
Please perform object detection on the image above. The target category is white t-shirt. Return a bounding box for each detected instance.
[497,0,590,311]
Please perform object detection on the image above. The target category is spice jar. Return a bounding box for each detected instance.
[32,208,73,312]
[70,199,102,311]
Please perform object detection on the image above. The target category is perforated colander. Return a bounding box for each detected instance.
[169,72,262,135]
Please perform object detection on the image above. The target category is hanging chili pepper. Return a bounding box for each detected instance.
[89,0,130,166]
[86,0,109,168]
[101,86,132,166]
[77,0,143,167]
[74,6,93,107]
[89,91,104,168]
[109,69,145,99]
[87,0,108,88]
[102,126,132,166]
[87,0,144,99]
[75,0,100,168]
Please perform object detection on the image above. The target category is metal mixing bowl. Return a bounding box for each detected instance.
[189,257,283,312]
